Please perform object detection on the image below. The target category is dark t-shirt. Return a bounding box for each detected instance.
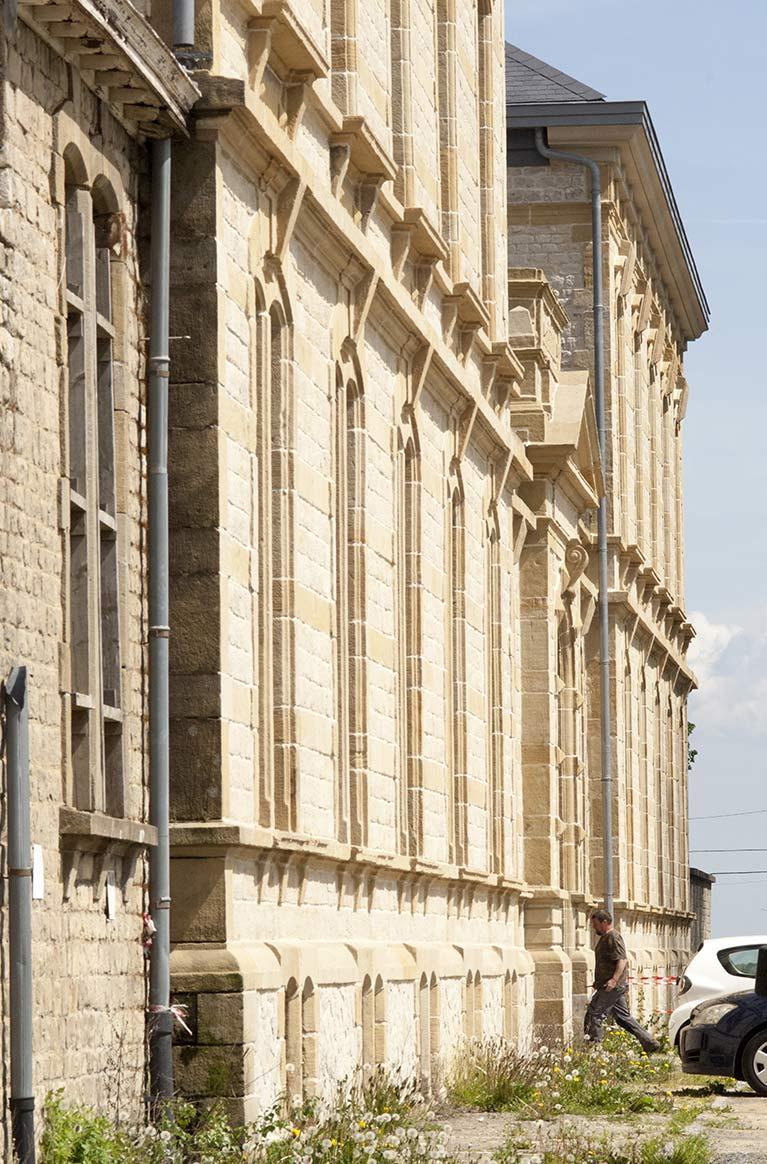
[594,929,629,989]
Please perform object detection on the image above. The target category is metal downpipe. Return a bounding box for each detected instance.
[5,666,35,1163]
[148,136,173,1104]
[534,128,613,914]
[172,0,195,60]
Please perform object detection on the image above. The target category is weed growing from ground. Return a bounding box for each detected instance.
[448,1031,674,1117]
[495,1124,710,1164]
[40,1071,461,1164]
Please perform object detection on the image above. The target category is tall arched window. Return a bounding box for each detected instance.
[397,417,422,856]
[486,509,503,874]
[284,978,302,1100]
[270,303,296,831]
[447,478,467,865]
[638,672,648,903]
[334,357,367,845]
[64,154,125,817]
[654,685,664,905]
[666,695,677,909]
[623,660,635,901]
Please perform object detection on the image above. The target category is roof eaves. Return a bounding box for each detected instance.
[506,100,709,334]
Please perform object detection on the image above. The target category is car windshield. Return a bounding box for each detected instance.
[718,946,760,978]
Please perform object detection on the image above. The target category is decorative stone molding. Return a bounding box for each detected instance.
[563,540,589,595]
[328,117,396,227]
[442,281,490,361]
[249,0,328,81]
[19,0,199,135]
[59,806,156,903]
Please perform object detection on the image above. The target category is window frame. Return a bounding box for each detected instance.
[717,946,762,980]
[63,170,126,818]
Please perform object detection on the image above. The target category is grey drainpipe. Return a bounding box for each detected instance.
[147,136,173,1105]
[534,128,614,915]
[148,0,197,1107]
[5,666,35,1162]
[172,0,195,63]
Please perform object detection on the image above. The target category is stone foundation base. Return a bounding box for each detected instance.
[171,940,536,1118]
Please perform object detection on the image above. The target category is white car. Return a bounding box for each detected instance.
[670,936,767,1048]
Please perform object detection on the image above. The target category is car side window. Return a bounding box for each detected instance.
[718,946,761,978]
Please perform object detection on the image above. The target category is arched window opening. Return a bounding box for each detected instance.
[374,976,386,1066]
[654,686,663,905]
[397,423,422,856]
[284,978,303,1100]
[335,363,367,845]
[448,481,467,865]
[63,160,125,817]
[302,979,318,1098]
[270,304,296,831]
[464,972,474,1039]
[429,973,440,1082]
[418,973,430,1089]
[361,976,375,1071]
[486,514,503,874]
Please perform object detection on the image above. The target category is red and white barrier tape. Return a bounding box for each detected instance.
[628,974,679,985]
[148,1003,193,1036]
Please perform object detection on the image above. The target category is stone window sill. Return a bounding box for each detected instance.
[59,806,157,903]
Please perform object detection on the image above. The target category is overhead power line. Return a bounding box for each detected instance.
[691,808,767,821]
[709,870,767,876]
[691,848,767,853]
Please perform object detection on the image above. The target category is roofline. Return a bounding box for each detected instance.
[507,100,709,337]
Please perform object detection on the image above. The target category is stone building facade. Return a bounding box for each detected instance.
[506,45,708,1030]
[165,12,707,1120]
[0,0,196,1129]
[0,0,708,1130]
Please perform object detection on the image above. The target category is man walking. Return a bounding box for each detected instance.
[584,909,660,1053]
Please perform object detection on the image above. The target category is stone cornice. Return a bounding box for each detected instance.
[506,106,708,343]
[169,822,529,896]
[20,0,199,136]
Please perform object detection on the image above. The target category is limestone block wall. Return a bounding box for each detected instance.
[509,151,696,1005]
[165,0,545,1113]
[0,21,149,1120]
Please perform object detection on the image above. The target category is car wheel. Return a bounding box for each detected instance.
[741,1030,767,1096]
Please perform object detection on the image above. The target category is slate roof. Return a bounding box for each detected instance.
[505,43,606,105]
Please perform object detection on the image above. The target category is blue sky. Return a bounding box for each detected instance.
[504,0,767,936]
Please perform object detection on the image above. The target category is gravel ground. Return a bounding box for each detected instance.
[441,1091,767,1162]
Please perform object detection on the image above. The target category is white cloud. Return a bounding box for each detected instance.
[688,610,741,683]
[689,610,767,736]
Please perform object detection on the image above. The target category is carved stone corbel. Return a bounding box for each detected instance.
[92,843,117,903]
[119,850,139,906]
[247,21,272,92]
[408,341,433,410]
[271,174,306,262]
[357,176,385,231]
[455,401,478,464]
[413,259,438,308]
[353,269,379,343]
[329,142,351,197]
[563,540,589,595]
[619,240,636,299]
[390,223,413,279]
[283,71,314,137]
